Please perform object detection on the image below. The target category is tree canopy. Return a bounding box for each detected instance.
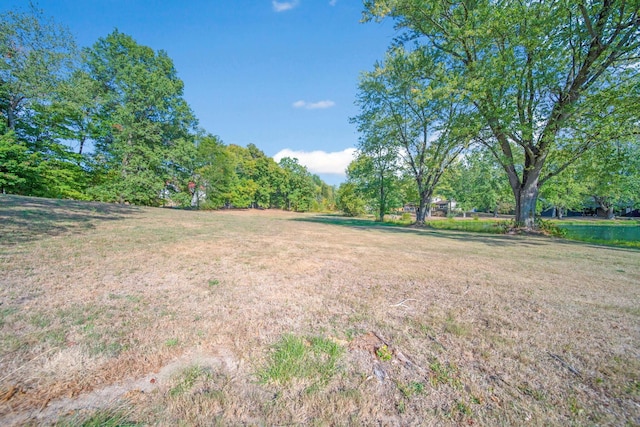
[353,47,471,223]
[364,0,640,227]
[0,6,334,211]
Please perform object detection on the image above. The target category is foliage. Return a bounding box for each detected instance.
[192,134,233,208]
[424,218,510,234]
[278,156,317,212]
[537,162,588,219]
[353,47,471,223]
[349,98,402,220]
[376,344,393,361]
[576,139,640,218]
[346,150,401,221]
[0,4,77,133]
[0,131,32,193]
[84,30,197,205]
[336,182,366,217]
[364,0,640,228]
[0,4,89,199]
[534,218,568,238]
[439,149,512,216]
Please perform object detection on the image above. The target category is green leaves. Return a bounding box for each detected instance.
[364,0,640,227]
[84,30,197,205]
[1,7,335,209]
[0,4,77,133]
[353,47,470,222]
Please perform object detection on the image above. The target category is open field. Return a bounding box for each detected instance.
[1,195,639,425]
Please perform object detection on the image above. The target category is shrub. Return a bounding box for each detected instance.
[535,218,567,237]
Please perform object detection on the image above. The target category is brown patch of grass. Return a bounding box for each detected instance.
[0,195,639,425]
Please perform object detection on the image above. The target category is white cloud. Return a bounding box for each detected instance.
[272,1,299,12]
[292,99,336,109]
[273,148,357,175]
[329,0,337,5]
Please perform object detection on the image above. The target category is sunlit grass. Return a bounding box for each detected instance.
[258,334,344,387]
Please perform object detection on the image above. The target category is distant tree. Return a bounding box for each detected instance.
[345,152,400,221]
[440,150,513,217]
[225,143,282,208]
[350,102,403,220]
[336,182,366,217]
[278,157,316,212]
[577,139,640,218]
[537,164,587,219]
[364,0,640,228]
[312,176,336,212]
[191,134,233,208]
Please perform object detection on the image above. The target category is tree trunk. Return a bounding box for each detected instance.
[7,107,16,131]
[606,206,614,219]
[79,135,86,155]
[593,196,615,219]
[416,194,432,224]
[513,180,539,229]
[378,179,385,222]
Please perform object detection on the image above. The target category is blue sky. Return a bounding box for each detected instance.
[2,1,397,184]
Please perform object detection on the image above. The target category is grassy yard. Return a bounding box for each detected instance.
[1,195,639,425]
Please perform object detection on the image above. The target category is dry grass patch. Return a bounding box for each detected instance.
[0,195,639,425]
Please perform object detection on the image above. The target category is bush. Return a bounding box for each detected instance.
[535,218,567,237]
[336,183,365,217]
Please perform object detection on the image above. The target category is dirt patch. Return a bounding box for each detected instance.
[2,346,238,426]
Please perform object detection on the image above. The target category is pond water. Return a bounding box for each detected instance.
[558,223,640,243]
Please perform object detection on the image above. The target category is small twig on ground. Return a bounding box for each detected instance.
[489,374,512,388]
[428,334,447,351]
[372,331,391,347]
[370,331,427,373]
[0,386,18,402]
[389,298,417,307]
[548,352,581,377]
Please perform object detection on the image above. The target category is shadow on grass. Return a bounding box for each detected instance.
[293,215,639,251]
[0,194,141,246]
[292,214,535,247]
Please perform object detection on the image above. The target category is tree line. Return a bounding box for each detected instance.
[0,6,334,211]
[338,0,639,226]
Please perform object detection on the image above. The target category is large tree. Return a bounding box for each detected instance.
[84,30,197,205]
[353,47,470,223]
[364,0,640,228]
